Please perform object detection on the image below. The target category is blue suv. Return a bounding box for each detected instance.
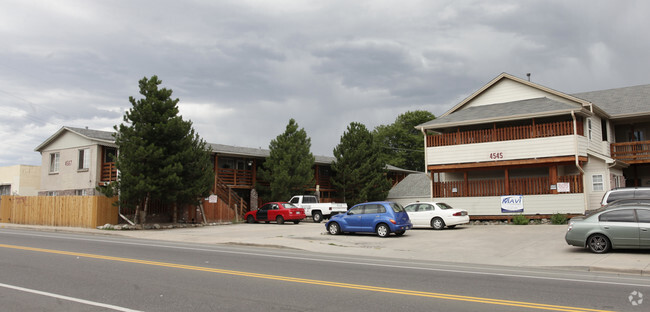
[325,201,412,237]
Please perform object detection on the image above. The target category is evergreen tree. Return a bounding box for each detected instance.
[113,75,214,224]
[373,110,435,172]
[257,119,315,201]
[331,122,391,207]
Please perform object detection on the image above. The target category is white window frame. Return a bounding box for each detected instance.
[78,148,90,170]
[592,174,604,191]
[49,153,60,173]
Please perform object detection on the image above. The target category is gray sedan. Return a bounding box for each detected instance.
[565,204,650,253]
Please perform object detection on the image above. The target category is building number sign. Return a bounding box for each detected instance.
[65,160,73,166]
[489,152,504,160]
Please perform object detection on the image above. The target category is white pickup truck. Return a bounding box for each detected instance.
[288,195,348,223]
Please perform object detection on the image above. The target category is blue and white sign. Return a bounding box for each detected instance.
[501,195,523,213]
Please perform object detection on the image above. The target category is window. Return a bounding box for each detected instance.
[49,153,60,173]
[601,119,608,141]
[588,119,592,140]
[75,189,87,196]
[592,175,604,191]
[46,191,58,196]
[78,148,90,170]
[0,185,11,195]
[637,209,650,223]
[348,206,363,215]
[104,147,117,163]
[599,209,636,222]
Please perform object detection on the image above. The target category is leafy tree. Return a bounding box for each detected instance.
[373,110,435,171]
[257,119,315,201]
[331,122,392,207]
[112,75,214,224]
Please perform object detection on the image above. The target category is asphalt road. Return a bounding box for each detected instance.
[1,228,649,312]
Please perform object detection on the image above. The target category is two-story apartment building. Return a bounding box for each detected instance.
[413,73,650,216]
[35,126,412,220]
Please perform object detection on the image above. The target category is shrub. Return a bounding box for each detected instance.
[512,214,529,225]
[550,213,568,225]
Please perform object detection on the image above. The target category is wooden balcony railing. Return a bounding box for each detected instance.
[427,121,583,147]
[100,162,117,182]
[611,140,650,164]
[432,175,583,197]
[217,168,254,186]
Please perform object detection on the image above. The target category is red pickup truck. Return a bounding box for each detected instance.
[244,202,305,224]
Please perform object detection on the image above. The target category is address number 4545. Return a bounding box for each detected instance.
[489,152,503,159]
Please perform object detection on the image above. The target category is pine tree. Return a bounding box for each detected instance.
[331,122,392,207]
[113,76,213,224]
[257,119,315,201]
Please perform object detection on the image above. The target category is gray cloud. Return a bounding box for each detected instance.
[1,0,649,166]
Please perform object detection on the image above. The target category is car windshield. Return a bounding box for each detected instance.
[282,203,298,209]
[437,203,453,210]
[389,202,405,212]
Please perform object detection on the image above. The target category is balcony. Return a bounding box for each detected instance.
[610,140,650,164]
[217,168,254,187]
[427,120,583,147]
[433,175,583,197]
[100,162,117,183]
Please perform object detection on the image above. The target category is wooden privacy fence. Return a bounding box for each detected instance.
[0,195,118,228]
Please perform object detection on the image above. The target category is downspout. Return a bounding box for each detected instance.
[571,111,588,212]
[421,127,433,199]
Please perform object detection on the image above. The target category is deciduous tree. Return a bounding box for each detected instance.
[373,110,435,172]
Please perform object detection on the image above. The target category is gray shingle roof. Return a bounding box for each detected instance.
[417,97,583,129]
[66,126,115,142]
[572,84,650,118]
[387,173,430,198]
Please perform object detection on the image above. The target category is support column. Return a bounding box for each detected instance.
[504,168,510,195]
[549,165,558,194]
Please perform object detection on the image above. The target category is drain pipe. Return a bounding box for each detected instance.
[421,128,433,199]
[572,111,588,212]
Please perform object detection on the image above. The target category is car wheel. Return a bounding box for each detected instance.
[431,217,445,230]
[376,223,390,237]
[276,216,285,225]
[246,215,255,223]
[328,222,341,235]
[312,211,323,223]
[395,230,405,236]
[293,220,300,224]
[587,234,611,253]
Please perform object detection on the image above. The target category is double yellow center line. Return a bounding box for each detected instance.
[0,243,612,312]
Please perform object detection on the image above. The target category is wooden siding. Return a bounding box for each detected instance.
[610,140,650,164]
[427,121,583,147]
[0,195,118,228]
[432,175,582,197]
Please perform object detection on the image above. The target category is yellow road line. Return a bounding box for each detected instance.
[0,243,613,312]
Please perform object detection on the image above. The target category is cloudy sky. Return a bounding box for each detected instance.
[1,0,649,167]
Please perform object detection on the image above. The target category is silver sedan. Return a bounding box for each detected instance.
[565,204,650,253]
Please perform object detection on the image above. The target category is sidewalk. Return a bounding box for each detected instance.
[2,222,649,275]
